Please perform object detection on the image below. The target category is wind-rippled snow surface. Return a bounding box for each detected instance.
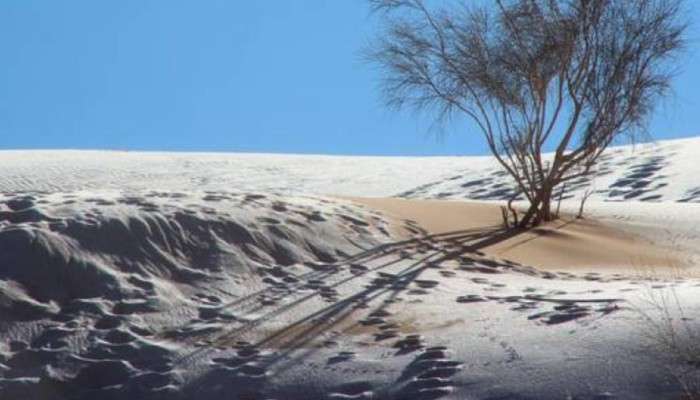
[0,191,398,399]
[1,137,700,400]
[0,138,697,201]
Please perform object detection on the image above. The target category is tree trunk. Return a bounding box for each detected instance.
[540,188,554,222]
[517,183,556,228]
[555,183,566,218]
[518,198,541,228]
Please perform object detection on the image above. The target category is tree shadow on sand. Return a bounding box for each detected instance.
[177,223,539,398]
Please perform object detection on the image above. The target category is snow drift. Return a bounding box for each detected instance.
[0,190,396,399]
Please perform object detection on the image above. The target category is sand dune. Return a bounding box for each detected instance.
[347,196,686,273]
[0,191,399,399]
[1,138,700,399]
[0,137,698,203]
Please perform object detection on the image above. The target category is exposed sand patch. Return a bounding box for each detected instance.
[345,196,687,273]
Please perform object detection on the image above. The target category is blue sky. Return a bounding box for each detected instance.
[1,1,698,156]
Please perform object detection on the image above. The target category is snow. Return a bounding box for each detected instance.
[0,137,697,202]
[0,136,699,399]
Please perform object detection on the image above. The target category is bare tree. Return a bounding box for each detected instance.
[368,0,686,227]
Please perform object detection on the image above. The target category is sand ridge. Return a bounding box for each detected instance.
[345,196,688,273]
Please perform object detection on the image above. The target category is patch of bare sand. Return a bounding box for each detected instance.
[344,197,687,274]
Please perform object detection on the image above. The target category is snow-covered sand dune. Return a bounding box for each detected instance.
[1,137,700,399]
[0,137,698,202]
[0,190,403,399]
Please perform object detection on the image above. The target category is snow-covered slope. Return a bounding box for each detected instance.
[0,190,403,400]
[398,137,700,203]
[1,136,699,400]
[0,137,697,202]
